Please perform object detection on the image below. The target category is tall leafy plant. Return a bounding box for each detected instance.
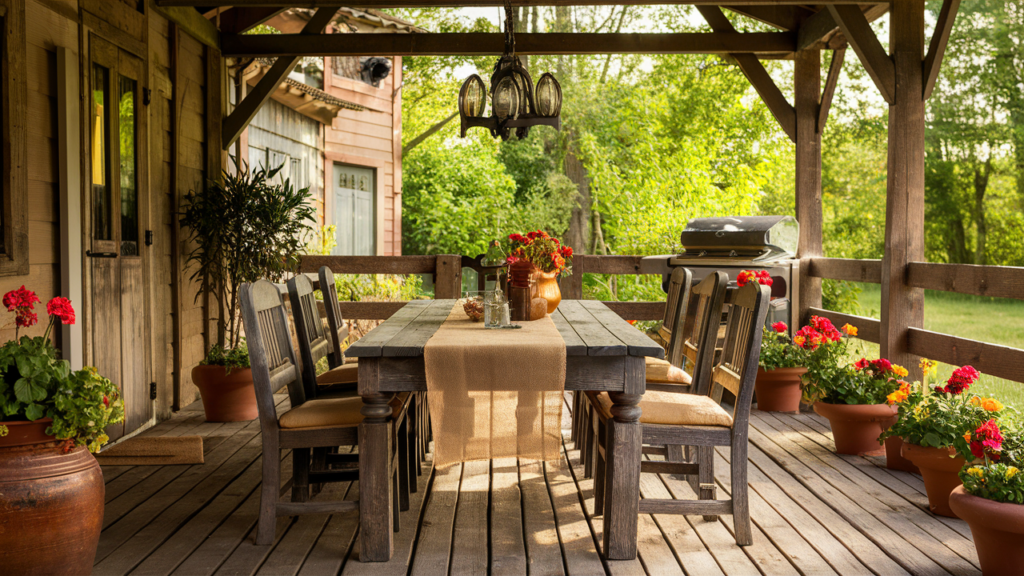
[180,160,316,352]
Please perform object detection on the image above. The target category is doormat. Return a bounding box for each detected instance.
[96,435,204,466]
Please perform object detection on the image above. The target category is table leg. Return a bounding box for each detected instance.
[359,392,394,562]
[603,390,641,560]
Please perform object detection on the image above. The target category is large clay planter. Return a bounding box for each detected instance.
[533,269,562,314]
[0,417,55,448]
[813,402,897,456]
[0,441,104,575]
[949,485,1024,575]
[884,436,920,474]
[192,365,258,422]
[754,367,807,412]
[902,443,965,518]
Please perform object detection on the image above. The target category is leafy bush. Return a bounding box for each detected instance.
[822,279,862,315]
[961,462,1024,504]
[759,323,808,371]
[200,341,251,371]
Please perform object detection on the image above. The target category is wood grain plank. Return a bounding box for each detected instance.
[557,300,627,357]
[579,300,664,358]
[408,463,461,576]
[345,300,431,357]
[550,308,587,357]
[490,458,527,576]
[519,462,566,576]
[451,460,490,576]
[381,300,455,358]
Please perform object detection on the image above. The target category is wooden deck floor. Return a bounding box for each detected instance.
[94,395,980,576]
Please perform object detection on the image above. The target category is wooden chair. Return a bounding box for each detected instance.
[586,281,770,546]
[581,271,726,476]
[287,273,357,400]
[240,279,409,545]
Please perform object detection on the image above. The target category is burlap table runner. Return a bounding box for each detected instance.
[424,303,566,467]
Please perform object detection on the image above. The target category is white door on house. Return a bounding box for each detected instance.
[332,164,375,255]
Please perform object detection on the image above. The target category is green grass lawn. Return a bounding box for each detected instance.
[851,284,1024,408]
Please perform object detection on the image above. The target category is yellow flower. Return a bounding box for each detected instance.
[970,396,981,407]
[966,467,984,478]
[793,335,806,347]
[919,358,938,377]
[841,323,858,336]
[981,398,1004,412]
[1008,467,1020,479]
[891,364,909,378]
[0,425,7,437]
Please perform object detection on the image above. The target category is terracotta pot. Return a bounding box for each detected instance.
[754,367,807,412]
[192,365,258,422]
[0,417,55,448]
[884,436,920,474]
[533,269,562,314]
[0,441,104,575]
[813,402,897,456]
[949,485,1024,575]
[902,443,965,517]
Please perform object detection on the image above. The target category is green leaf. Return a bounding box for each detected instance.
[24,403,44,421]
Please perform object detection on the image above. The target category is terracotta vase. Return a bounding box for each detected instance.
[754,367,807,412]
[508,260,536,289]
[813,402,897,456]
[0,417,55,448]
[948,485,1024,575]
[902,443,965,518]
[0,441,104,575]
[533,269,562,314]
[192,365,258,422]
[884,436,920,474]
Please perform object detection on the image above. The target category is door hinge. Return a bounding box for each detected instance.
[150,382,157,400]
[145,230,154,246]
[86,250,117,258]
[143,88,151,106]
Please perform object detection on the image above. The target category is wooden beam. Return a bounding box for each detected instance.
[880,0,926,377]
[908,328,1024,384]
[725,5,811,30]
[157,0,887,8]
[809,307,881,344]
[827,4,894,103]
[817,47,844,133]
[217,7,287,34]
[698,6,796,142]
[221,31,796,57]
[152,5,221,49]
[221,7,335,149]
[796,8,837,51]
[805,257,882,283]
[907,262,1024,301]
[923,0,960,100]
[795,48,822,323]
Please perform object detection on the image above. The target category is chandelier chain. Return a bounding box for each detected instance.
[503,0,515,58]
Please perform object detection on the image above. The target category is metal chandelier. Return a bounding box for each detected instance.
[457,1,562,141]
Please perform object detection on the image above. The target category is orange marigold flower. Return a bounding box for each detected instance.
[841,323,858,337]
[793,335,806,347]
[981,398,1004,412]
[891,364,909,378]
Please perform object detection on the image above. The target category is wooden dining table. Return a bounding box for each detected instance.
[346,298,664,562]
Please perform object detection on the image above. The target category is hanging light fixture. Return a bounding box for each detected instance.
[458,0,562,140]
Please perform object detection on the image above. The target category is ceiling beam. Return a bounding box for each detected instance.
[923,0,960,100]
[724,5,813,31]
[216,7,288,35]
[222,7,336,149]
[827,4,894,104]
[221,31,795,57]
[817,47,844,133]
[697,5,795,142]
[157,0,884,8]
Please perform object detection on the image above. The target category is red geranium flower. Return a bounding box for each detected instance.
[771,321,787,333]
[3,285,40,311]
[737,270,757,287]
[941,365,980,395]
[968,419,1003,459]
[15,310,37,328]
[46,297,75,325]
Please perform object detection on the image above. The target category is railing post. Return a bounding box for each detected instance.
[562,255,585,300]
[795,48,823,325]
[881,0,926,377]
[434,255,462,299]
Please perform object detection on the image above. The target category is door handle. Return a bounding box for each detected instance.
[86,250,117,258]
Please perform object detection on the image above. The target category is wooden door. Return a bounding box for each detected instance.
[88,35,151,440]
[331,164,375,256]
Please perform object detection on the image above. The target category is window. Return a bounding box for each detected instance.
[0,12,29,276]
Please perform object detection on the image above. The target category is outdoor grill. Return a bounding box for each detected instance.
[661,215,801,334]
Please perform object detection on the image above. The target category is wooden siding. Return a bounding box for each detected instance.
[248,98,324,211]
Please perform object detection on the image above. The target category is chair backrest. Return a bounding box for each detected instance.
[287,274,330,401]
[659,267,693,368]
[318,266,348,368]
[706,282,771,426]
[682,271,729,394]
[239,280,306,428]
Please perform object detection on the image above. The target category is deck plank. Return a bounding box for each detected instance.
[519,461,567,576]
[450,460,490,576]
[491,458,528,576]
[407,463,461,576]
[297,479,361,576]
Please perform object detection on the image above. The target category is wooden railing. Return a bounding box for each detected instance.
[297,254,671,322]
[806,256,1024,383]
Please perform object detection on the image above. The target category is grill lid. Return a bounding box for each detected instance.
[678,216,798,261]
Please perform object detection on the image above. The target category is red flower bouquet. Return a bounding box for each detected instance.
[506,230,573,277]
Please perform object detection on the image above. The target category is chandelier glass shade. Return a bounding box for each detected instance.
[458,1,562,140]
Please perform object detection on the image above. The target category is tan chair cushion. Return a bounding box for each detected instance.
[316,363,359,385]
[645,356,691,385]
[279,393,407,429]
[594,391,733,427]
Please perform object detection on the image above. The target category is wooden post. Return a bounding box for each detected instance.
[881,0,926,375]
[434,255,462,299]
[794,49,822,324]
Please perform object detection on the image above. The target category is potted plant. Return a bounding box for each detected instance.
[0,286,125,574]
[877,358,939,473]
[886,365,1001,517]
[801,316,904,456]
[505,230,573,314]
[949,422,1023,573]
[755,321,808,412]
[180,161,316,421]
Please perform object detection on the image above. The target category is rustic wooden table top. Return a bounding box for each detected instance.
[345,298,665,360]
